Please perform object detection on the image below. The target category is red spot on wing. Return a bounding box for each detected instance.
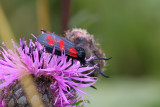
[69,48,77,54]
[48,40,54,46]
[59,46,64,50]
[69,52,77,57]
[59,40,65,50]
[59,40,65,46]
[47,34,52,39]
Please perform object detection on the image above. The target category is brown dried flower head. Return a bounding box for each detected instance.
[64,28,107,77]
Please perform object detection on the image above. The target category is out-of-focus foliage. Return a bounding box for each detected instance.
[71,0,160,78]
[0,0,160,107]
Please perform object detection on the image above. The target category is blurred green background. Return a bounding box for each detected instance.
[0,0,160,107]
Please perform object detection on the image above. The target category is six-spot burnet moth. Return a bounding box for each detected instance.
[35,30,112,78]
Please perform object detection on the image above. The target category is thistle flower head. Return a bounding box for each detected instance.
[0,38,97,106]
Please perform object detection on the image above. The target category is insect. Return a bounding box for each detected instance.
[37,32,86,65]
[37,29,112,78]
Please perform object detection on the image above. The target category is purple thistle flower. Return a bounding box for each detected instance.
[0,38,97,106]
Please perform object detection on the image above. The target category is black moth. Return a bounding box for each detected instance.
[37,32,86,65]
[37,31,111,78]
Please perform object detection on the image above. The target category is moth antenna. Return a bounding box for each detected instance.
[88,63,110,78]
[94,57,112,61]
[95,67,110,78]
[90,85,97,90]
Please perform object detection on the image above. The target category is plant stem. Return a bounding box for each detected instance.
[61,0,71,34]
